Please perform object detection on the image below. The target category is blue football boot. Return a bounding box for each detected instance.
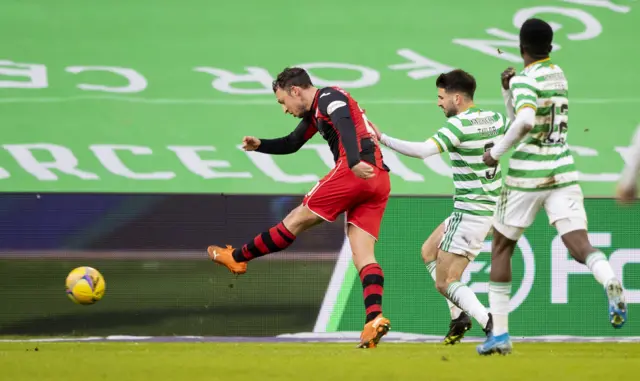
[477,313,512,356]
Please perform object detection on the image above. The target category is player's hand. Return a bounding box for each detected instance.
[351,162,375,179]
[501,67,516,90]
[483,151,498,167]
[615,183,637,205]
[368,121,382,140]
[242,136,261,151]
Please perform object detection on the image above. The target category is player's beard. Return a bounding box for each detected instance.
[445,105,458,118]
[293,104,307,118]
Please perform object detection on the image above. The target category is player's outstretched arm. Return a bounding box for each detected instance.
[378,119,466,159]
[617,125,640,203]
[484,76,537,166]
[484,107,535,165]
[379,133,441,159]
[245,119,317,155]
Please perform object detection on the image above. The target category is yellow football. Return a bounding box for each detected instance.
[65,266,106,305]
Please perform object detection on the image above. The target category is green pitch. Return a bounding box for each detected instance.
[1,343,639,381]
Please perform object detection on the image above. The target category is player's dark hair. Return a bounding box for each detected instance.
[272,67,314,93]
[520,18,553,59]
[435,69,476,99]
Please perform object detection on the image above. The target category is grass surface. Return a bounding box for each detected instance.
[1,342,639,381]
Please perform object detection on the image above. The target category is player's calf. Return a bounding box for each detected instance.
[207,205,322,274]
[232,205,321,262]
[349,224,391,348]
[560,227,627,328]
[350,225,385,323]
[436,251,491,332]
[560,228,597,264]
[487,226,518,340]
[422,223,463,324]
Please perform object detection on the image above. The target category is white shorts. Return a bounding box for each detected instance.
[494,184,588,241]
[439,211,493,260]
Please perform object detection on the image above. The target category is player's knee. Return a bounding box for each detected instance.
[436,278,459,296]
[435,271,459,295]
[352,254,376,272]
[560,229,593,264]
[435,279,448,296]
[421,241,437,263]
[491,228,518,259]
[284,205,323,233]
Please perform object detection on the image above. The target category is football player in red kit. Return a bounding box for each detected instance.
[208,67,391,348]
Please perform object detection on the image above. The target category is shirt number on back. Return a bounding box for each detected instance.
[544,100,568,145]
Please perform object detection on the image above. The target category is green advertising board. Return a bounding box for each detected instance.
[313,197,640,337]
[1,0,639,195]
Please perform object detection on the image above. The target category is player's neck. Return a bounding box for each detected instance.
[524,54,550,67]
[303,87,319,111]
[457,102,475,114]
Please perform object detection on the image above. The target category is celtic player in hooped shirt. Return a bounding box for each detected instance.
[479,18,627,356]
[374,69,508,345]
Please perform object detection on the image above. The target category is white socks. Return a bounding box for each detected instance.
[489,282,511,336]
[447,281,490,328]
[585,251,617,287]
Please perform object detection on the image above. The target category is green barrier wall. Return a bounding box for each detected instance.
[321,197,640,337]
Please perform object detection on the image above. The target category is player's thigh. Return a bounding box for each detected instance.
[494,187,545,241]
[544,184,588,236]
[422,222,446,263]
[439,212,493,261]
[346,169,391,241]
[303,162,357,222]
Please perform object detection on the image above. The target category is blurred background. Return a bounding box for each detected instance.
[1,0,638,339]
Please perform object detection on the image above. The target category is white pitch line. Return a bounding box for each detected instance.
[1,96,640,105]
[313,236,353,333]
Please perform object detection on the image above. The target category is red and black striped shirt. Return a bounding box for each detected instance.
[257,86,389,172]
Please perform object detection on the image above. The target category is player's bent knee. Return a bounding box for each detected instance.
[421,240,437,263]
[559,228,593,264]
[436,274,462,295]
[435,280,448,296]
[283,205,324,235]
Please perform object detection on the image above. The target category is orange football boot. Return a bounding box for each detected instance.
[357,315,391,348]
[207,245,247,275]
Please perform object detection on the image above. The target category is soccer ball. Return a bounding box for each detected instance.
[65,266,106,305]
